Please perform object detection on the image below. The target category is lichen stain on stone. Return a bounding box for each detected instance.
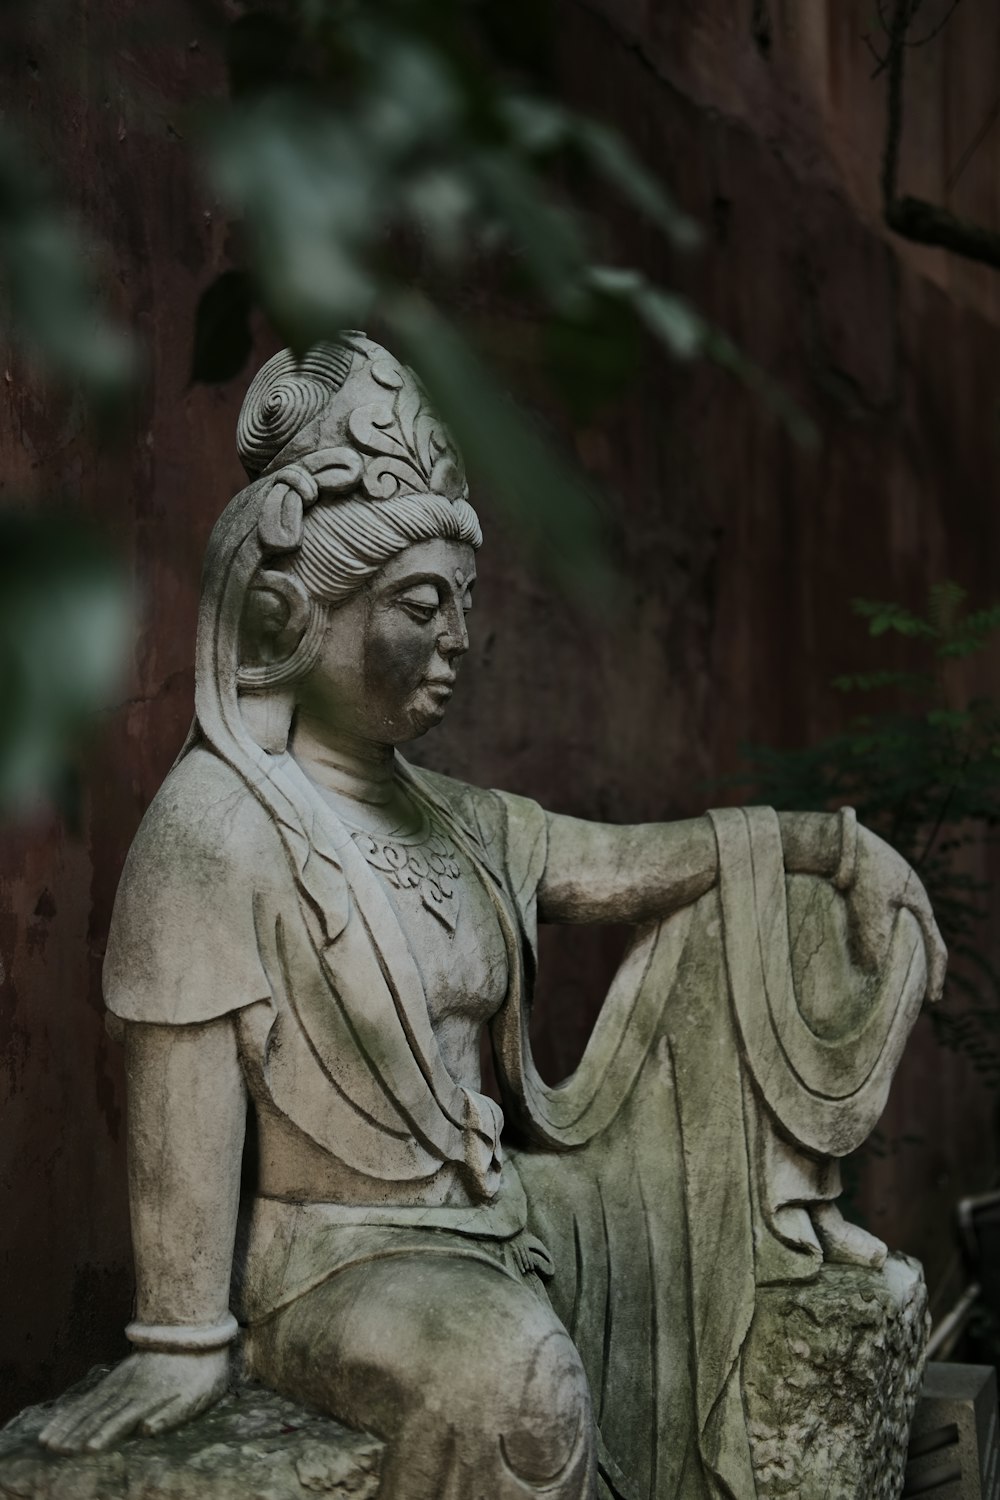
[0,1373,385,1499]
[743,1255,929,1499]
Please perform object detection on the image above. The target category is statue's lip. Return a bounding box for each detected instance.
[422,675,456,692]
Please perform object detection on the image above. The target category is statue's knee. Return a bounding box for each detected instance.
[493,1324,593,1484]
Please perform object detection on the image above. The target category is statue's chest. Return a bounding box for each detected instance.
[350,820,510,1027]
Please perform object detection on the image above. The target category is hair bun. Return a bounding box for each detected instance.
[237,344,354,478]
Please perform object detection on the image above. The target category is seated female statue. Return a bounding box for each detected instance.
[38,336,946,1500]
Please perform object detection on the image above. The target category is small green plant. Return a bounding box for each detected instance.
[736,581,1000,1087]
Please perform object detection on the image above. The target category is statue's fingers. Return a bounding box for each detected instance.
[81,1397,147,1452]
[39,1391,116,1451]
[926,927,948,1004]
[140,1393,192,1436]
[904,884,944,994]
[904,895,947,1003]
[38,1406,84,1450]
[41,1392,130,1454]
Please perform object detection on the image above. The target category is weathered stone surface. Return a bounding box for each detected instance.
[0,1371,383,1500]
[743,1253,930,1499]
[1,1259,931,1499]
[14,333,940,1496]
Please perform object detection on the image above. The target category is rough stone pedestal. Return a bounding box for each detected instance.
[0,1255,929,1500]
[743,1253,930,1500]
[0,1376,384,1500]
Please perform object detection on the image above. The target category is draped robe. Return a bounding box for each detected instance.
[104,745,927,1499]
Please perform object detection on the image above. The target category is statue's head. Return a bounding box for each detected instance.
[208,334,482,751]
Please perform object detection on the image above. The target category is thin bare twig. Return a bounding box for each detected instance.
[866,0,957,77]
[863,35,889,77]
[880,0,1000,270]
[908,0,962,49]
[881,0,913,208]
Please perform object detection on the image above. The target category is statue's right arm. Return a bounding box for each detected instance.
[536,808,946,1003]
[39,1015,246,1454]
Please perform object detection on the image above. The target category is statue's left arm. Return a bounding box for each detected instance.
[538,809,946,1000]
[537,810,842,922]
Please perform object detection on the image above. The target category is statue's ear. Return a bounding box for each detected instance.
[240,569,312,668]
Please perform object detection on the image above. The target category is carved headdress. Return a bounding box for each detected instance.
[187,332,481,930]
[236,334,469,500]
[194,329,479,731]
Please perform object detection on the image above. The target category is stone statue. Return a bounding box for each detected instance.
[33,335,945,1498]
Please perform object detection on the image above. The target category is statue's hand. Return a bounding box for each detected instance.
[38,1349,229,1454]
[846,826,947,1004]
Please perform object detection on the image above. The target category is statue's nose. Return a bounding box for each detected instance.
[437,600,469,659]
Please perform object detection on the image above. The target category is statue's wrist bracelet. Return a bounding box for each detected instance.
[125,1312,238,1354]
[832,806,858,892]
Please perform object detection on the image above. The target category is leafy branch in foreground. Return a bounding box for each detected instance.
[733,582,1000,1087]
[0,126,135,407]
[0,514,132,820]
[189,0,815,583]
[0,0,814,811]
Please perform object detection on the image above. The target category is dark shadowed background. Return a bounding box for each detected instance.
[2,0,1000,1419]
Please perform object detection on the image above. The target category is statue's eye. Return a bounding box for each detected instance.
[397,585,439,622]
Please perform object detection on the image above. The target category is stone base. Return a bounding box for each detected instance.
[0,1374,383,1500]
[743,1252,930,1500]
[1,1255,930,1500]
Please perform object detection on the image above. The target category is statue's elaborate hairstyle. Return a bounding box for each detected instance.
[180,334,480,929]
[226,335,482,691]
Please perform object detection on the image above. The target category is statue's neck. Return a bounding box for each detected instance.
[289,713,396,807]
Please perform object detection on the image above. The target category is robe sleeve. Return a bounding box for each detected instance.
[103,748,275,1027]
[491,790,548,966]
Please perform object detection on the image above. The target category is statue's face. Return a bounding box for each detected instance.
[296,537,476,745]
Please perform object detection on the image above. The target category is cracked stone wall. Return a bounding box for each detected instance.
[2,0,999,1421]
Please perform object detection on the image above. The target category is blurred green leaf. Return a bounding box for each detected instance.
[501,97,701,250]
[852,596,937,637]
[542,293,643,418]
[928,579,966,635]
[0,513,133,816]
[209,95,377,343]
[472,151,587,312]
[589,265,818,443]
[360,34,464,157]
[385,291,614,599]
[832,670,934,693]
[402,165,474,264]
[0,126,135,406]
[574,118,702,249]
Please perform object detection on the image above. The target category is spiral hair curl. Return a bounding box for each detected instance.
[237,344,355,478]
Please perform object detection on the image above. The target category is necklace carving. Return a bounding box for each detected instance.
[351,819,463,934]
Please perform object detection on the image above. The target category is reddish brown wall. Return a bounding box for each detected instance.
[2,0,999,1418]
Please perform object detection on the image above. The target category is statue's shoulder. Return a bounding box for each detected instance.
[105,746,277,1026]
[408,764,506,845]
[406,763,548,902]
[128,744,277,876]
